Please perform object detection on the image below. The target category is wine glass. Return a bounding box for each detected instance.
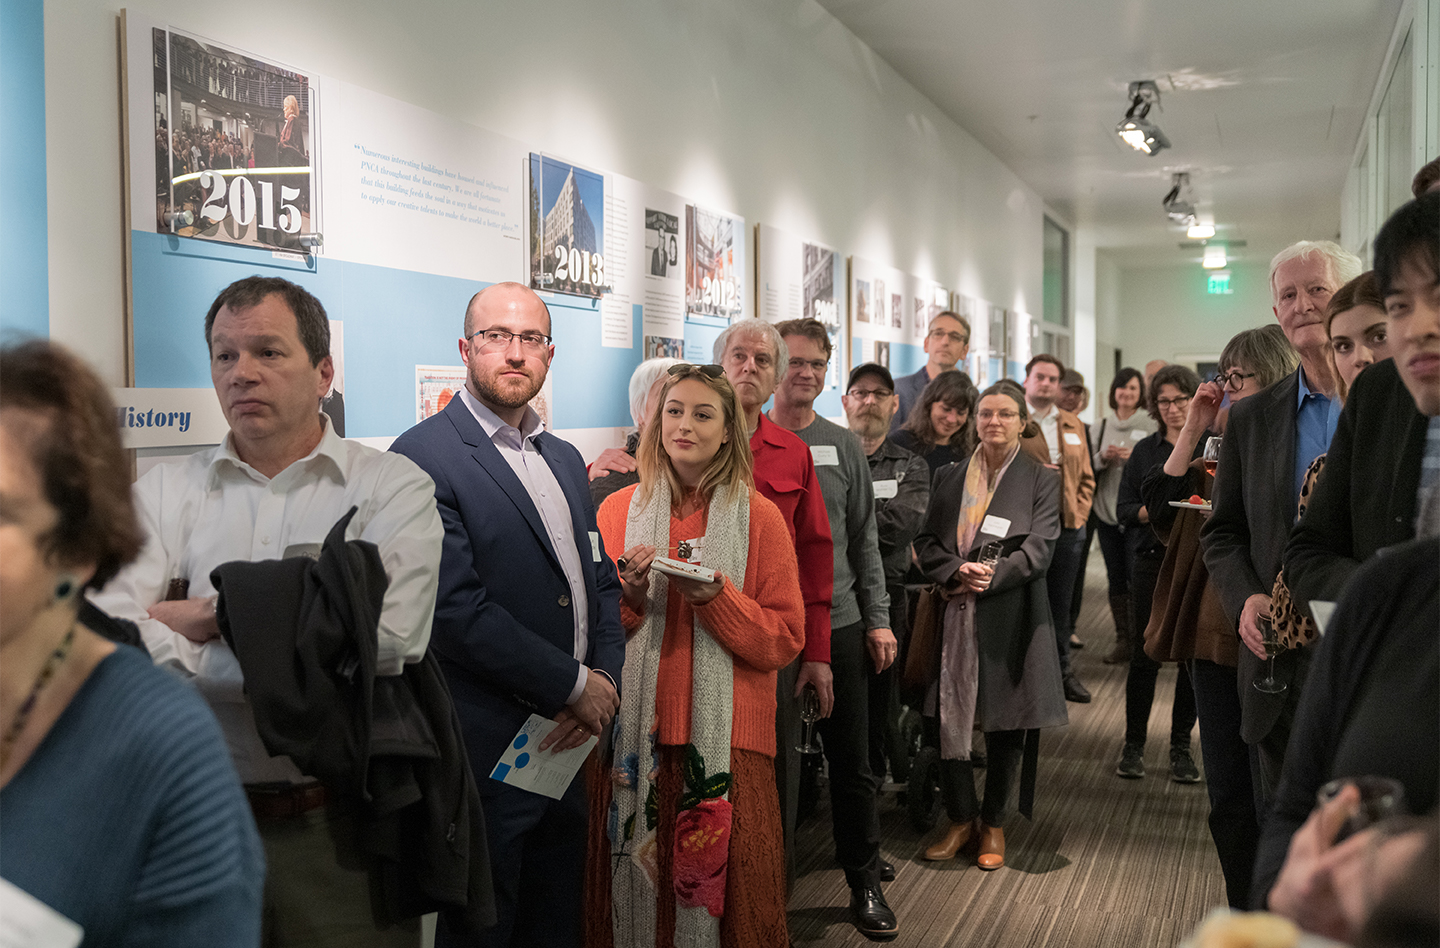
[1253,616,1287,694]
[1203,436,1222,478]
[978,540,1003,591]
[796,684,822,754]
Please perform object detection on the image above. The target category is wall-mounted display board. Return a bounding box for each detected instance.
[755,224,844,418]
[847,255,911,378]
[121,11,744,454]
[1007,309,1034,381]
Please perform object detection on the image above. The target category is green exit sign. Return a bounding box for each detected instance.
[1207,269,1233,295]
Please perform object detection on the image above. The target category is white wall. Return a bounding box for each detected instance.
[1115,261,1275,371]
[44,0,1045,386]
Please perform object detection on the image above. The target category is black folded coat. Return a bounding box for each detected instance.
[213,506,496,936]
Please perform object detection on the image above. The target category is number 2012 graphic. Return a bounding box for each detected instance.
[196,171,305,235]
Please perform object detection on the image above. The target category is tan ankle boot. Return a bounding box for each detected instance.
[923,819,976,861]
[976,824,1005,870]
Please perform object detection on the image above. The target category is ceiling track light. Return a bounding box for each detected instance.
[1163,172,1196,225]
[1116,80,1170,156]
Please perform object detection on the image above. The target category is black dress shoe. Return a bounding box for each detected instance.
[849,885,899,938]
[1063,672,1092,703]
[879,858,895,882]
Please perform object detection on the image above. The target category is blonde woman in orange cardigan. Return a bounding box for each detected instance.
[589,363,804,948]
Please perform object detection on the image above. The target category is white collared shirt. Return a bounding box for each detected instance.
[458,387,590,703]
[1029,401,1061,464]
[92,417,443,783]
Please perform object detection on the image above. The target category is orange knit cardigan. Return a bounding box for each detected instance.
[596,485,805,757]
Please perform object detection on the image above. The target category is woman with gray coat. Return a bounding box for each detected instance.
[913,380,1068,871]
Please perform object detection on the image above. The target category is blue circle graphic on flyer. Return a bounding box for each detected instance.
[514,733,528,750]
[515,753,531,769]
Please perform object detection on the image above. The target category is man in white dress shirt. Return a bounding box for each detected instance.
[93,275,444,947]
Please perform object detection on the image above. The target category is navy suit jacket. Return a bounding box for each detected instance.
[391,396,626,786]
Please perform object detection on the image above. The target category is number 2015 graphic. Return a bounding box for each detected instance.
[196,171,305,235]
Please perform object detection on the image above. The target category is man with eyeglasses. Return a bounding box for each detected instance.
[1201,240,1362,816]
[770,320,898,938]
[892,311,971,434]
[841,363,931,807]
[391,282,625,948]
[1019,355,1096,703]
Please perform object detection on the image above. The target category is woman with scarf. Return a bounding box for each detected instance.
[589,363,805,948]
[913,380,1067,870]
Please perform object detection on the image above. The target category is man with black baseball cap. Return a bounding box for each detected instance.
[842,362,931,797]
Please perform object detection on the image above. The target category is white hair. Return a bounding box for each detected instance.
[711,318,789,371]
[1268,240,1363,303]
[628,357,682,428]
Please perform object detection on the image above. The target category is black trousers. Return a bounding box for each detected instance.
[817,620,882,889]
[1095,520,1131,598]
[774,658,802,888]
[1124,550,1197,747]
[1047,526,1089,673]
[1068,514,1098,631]
[1190,658,1259,909]
[937,728,1026,828]
[867,584,909,786]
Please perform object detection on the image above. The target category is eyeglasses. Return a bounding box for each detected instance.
[846,388,893,402]
[787,358,829,374]
[1210,371,1256,392]
[1156,395,1192,409]
[928,329,970,345]
[468,328,552,351]
[667,363,725,379]
[976,410,1019,421]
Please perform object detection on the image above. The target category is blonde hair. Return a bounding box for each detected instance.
[636,366,754,511]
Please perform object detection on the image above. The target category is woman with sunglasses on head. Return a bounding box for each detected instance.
[1138,325,1297,907]
[587,363,804,948]
[912,380,1066,871]
[1089,368,1157,665]
[1113,364,1203,784]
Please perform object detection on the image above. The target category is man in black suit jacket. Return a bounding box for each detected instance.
[391,283,625,948]
[1201,240,1362,812]
[1285,193,1440,604]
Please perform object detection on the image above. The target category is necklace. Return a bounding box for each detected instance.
[1,626,77,771]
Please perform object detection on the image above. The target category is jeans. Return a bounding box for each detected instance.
[936,728,1026,828]
[1190,659,1259,909]
[1124,550,1197,748]
[817,620,882,889]
[1046,526,1089,673]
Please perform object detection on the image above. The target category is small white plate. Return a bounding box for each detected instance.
[1168,500,1212,511]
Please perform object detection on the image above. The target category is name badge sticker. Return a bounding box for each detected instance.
[810,445,840,466]
[980,514,1011,537]
[1063,431,1083,447]
[589,532,601,563]
[873,479,898,500]
[1131,429,1147,440]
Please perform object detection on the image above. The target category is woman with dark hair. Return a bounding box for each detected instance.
[1139,326,1296,907]
[891,369,979,474]
[590,363,805,947]
[0,341,263,946]
[1089,367,1156,664]
[912,380,1066,871]
[1114,364,1201,783]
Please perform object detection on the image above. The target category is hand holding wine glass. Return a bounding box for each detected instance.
[1253,615,1287,694]
[796,684,822,754]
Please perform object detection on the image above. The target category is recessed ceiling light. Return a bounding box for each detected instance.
[1202,245,1228,269]
[1187,222,1216,240]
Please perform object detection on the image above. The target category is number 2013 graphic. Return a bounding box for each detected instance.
[196,171,305,235]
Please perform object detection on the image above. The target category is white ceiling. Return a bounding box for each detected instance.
[813,0,1404,269]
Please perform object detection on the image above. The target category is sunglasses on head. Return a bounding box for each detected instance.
[667,363,725,379]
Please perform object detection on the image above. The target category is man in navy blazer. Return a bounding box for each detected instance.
[391,282,624,948]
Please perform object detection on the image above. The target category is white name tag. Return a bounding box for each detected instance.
[1063,431,1083,447]
[980,514,1011,537]
[0,878,83,948]
[1131,429,1147,440]
[589,531,601,563]
[873,479,898,499]
[810,445,840,466]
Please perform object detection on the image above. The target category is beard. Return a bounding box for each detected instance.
[470,362,543,409]
[848,407,889,440]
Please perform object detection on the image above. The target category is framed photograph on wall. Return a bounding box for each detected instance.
[528,153,607,299]
[150,26,321,252]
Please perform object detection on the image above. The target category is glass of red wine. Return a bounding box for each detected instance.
[1203,436,1221,478]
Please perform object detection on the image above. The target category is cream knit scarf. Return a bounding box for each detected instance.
[612,478,749,948]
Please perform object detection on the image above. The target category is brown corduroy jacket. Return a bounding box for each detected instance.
[1019,407,1095,530]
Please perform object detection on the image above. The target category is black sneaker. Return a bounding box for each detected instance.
[1116,742,1145,779]
[1170,746,1201,784]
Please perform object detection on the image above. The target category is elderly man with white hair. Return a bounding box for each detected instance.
[1201,239,1363,814]
[587,356,681,506]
